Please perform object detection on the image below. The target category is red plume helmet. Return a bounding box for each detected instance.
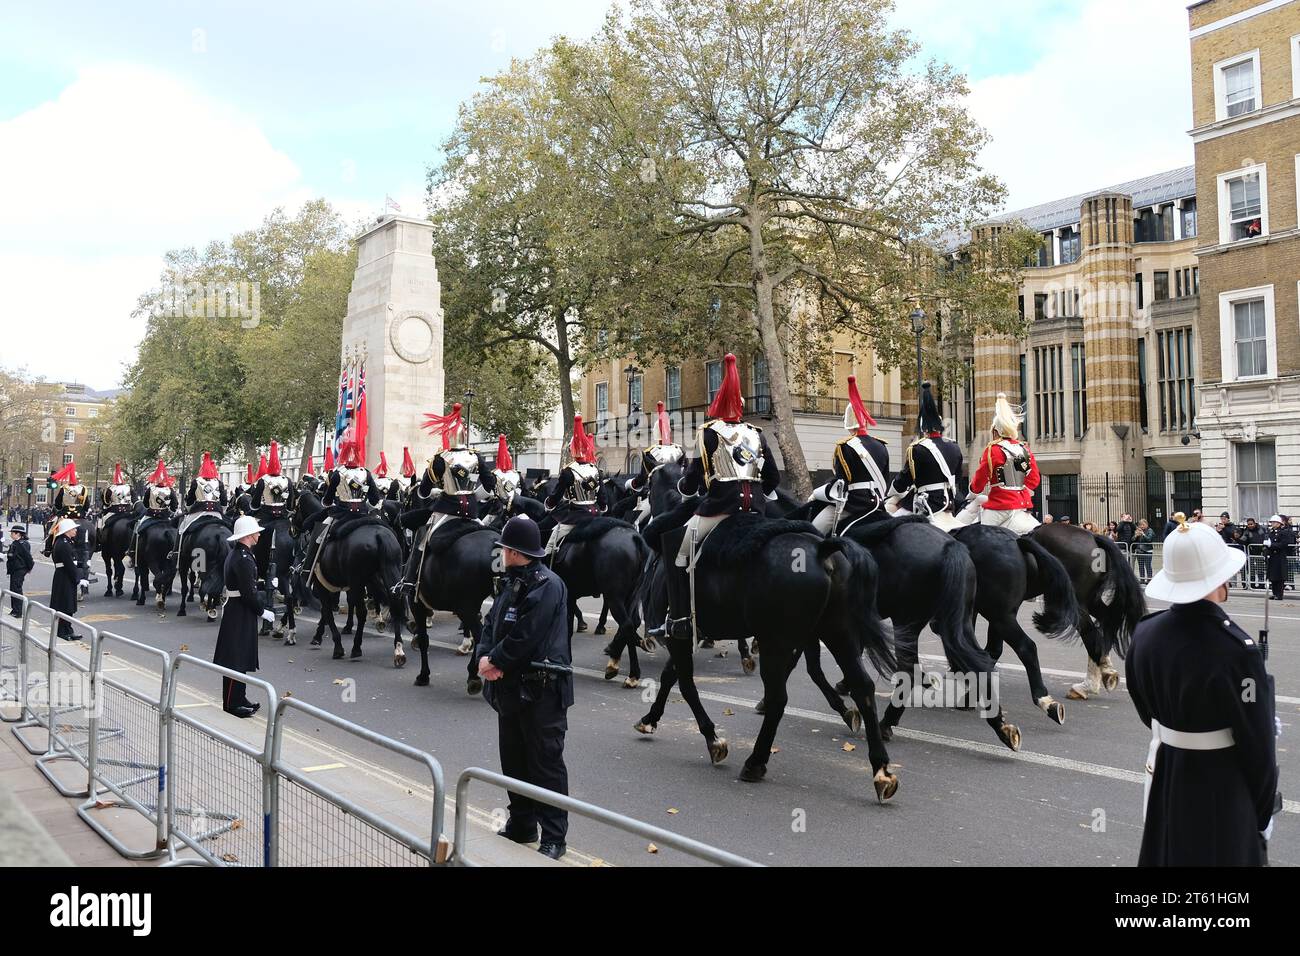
[707,353,745,423]
[198,452,218,480]
[338,429,360,468]
[147,459,172,487]
[421,403,464,452]
[304,455,315,476]
[569,415,595,464]
[655,401,671,444]
[400,447,416,478]
[844,376,877,436]
[496,434,513,472]
[51,461,79,485]
[112,462,124,485]
[267,441,282,477]
[323,445,335,471]
[375,451,389,478]
[255,454,269,481]
[245,463,254,485]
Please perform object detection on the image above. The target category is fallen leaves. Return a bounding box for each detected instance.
[230,819,244,831]
[721,708,734,716]
[220,853,239,863]
[332,678,347,685]
[646,843,659,854]
[666,808,679,815]
[841,742,856,752]
[179,644,189,652]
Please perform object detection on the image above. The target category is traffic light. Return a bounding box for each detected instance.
[47,476,58,491]
[25,475,33,495]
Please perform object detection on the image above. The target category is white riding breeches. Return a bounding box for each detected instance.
[675,513,728,567]
[545,522,572,556]
[979,508,1040,535]
[928,511,963,533]
[811,505,837,535]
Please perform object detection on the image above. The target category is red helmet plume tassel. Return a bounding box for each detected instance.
[338,427,361,468]
[323,445,335,471]
[844,376,877,436]
[304,455,315,476]
[375,451,389,478]
[267,441,282,477]
[51,461,79,485]
[655,401,671,444]
[112,462,124,485]
[707,353,744,422]
[147,459,172,487]
[245,463,254,485]
[401,447,416,478]
[569,415,595,464]
[255,454,269,481]
[421,403,463,451]
[198,452,218,480]
[496,434,513,472]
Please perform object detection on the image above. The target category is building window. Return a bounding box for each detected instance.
[1033,294,1047,322]
[963,357,975,444]
[65,406,76,417]
[1059,230,1080,265]
[1046,474,1078,523]
[1218,167,1266,242]
[706,360,723,403]
[1181,199,1197,239]
[1293,35,1300,100]
[1153,271,1169,302]
[665,367,681,411]
[1036,235,1052,268]
[752,353,771,414]
[1032,345,1064,440]
[1236,442,1276,522]
[88,408,98,418]
[628,373,643,412]
[63,428,75,444]
[595,382,609,428]
[36,491,48,506]
[62,453,73,466]
[1070,343,1088,439]
[1019,353,1029,437]
[1135,274,1144,310]
[39,456,50,473]
[1175,267,1198,299]
[1018,295,1025,320]
[1135,207,1173,243]
[1137,337,1149,432]
[1232,298,1269,379]
[1214,52,1260,120]
[1157,327,1195,434]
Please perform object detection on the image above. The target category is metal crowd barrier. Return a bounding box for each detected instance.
[269,697,447,866]
[1107,540,1291,593]
[11,600,56,756]
[163,654,277,867]
[451,767,761,867]
[0,590,28,722]
[77,630,171,859]
[33,611,100,798]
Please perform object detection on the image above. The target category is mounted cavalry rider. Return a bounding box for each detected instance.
[296,452,320,495]
[251,441,295,516]
[372,451,400,501]
[624,401,684,529]
[98,462,139,533]
[129,459,179,567]
[181,451,228,536]
[299,435,380,580]
[397,446,417,502]
[887,381,964,532]
[809,375,890,535]
[543,416,602,559]
[486,434,526,521]
[959,392,1041,534]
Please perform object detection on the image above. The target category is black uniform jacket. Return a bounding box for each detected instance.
[1263,526,1296,582]
[251,476,296,513]
[1127,601,1279,866]
[6,537,34,582]
[322,469,381,508]
[50,535,79,619]
[679,422,780,517]
[477,561,573,715]
[889,433,962,514]
[186,478,229,512]
[815,432,890,517]
[213,543,264,673]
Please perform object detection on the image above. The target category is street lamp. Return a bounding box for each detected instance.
[179,426,190,492]
[90,432,103,509]
[462,388,475,445]
[624,363,642,472]
[910,309,926,430]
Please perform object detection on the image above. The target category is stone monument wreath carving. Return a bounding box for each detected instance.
[389,309,437,364]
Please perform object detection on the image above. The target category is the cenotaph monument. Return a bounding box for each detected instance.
[340,214,445,461]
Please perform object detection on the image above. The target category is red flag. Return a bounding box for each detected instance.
[354,361,368,464]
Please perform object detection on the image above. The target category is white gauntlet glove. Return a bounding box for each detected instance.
[261,610,276,624]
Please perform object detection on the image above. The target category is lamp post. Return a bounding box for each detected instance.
[910,309,926,429]
[179,427,190,493]
[90,432,103,510]
[624,364,642,473]
[462,388,475,445]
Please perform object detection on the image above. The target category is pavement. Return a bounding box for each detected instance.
[1,522,1296,866]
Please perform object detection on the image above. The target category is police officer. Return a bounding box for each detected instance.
[1128,512,1280,866]
[475,515,573,860]
[213,515,277,717]
[6,525,33,617]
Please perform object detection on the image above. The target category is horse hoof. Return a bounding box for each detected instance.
[1066,684,1089,701]
[634,721,656,735]
[467,677,483,695]
[741,656,755,674]
[310,636,322,647]
[604,659,619,681]
[708,738,728,764]
[375,619,387,633]
[272,626,284,638]
[594,625,606,636]
[622,677,639,689]
[1038,696,1065,725]
[206,609,218,621]
[996,722,1021,751]
[342,626,353,635]
[638,636,657,652]
[575,620,587,633]
[700,638,714,649]
[873,769,899,803]
[843,707,862,735]
[414,673,429,687]
[333,648,345,660]
[394,652,406,669]
[283,634,296,647]
[739,762,766,783]
[456,638,473,656]
[754,698,766,715]
[1101,669,1120,691]
[350,648,362,660]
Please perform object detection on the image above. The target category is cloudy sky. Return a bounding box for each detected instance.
[0,0,1194,390]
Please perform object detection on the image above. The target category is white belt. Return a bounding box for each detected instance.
[846,481,881,492]
[1143,719,1233,820]
[226,589,241,597]
[917,482,950,493]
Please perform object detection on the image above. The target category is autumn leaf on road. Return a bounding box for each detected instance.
[722,708,734,716]
[842,742,856,752]
[666,808,679,815]
[647,843,659,854]
[179,644,189,652]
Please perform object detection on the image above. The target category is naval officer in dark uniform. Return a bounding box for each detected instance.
[213,515,277,718]
[1128,512,1280,866]
[476,515,573,860]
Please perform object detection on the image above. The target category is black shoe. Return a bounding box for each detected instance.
[248,701,261,714]
[497,821,539,844]
[225,705,256,718]
[537,842,566,860]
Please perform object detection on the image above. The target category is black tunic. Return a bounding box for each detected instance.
[1127,601,1278,866]
[679,423,780,517]
[889,433,962,515]
[1263,526,1295,583]
[212,543,264,674]
[50,535,79,620]
[476,560,573,715]
[6,537,33,591]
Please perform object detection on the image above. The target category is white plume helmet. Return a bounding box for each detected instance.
[991,392,1023,440]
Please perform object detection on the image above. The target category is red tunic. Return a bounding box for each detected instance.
[970,440,1040,510]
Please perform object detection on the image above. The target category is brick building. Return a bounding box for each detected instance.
[1188,0,1300,521]
[30,383,119,507]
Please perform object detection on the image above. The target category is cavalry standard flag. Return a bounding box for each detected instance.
[354,360,369,464]
[334,362,349,455]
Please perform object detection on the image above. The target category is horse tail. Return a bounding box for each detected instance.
[818,537,895,678]
[1017,536,1080,641]
[932,538,994,675]
[1091,532,1146,658]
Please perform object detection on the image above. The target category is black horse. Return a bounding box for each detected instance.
[98,511,138,597]
[1027,523,1146,699]
[295,491,407,663]
[950,523,1080,724]
[637,514,900,801]
[177,517,229,621]
[549,516,649,687]
[405,519,501,692]
[131,520,178,611]
[251,510,298,645]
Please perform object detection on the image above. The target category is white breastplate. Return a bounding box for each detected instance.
[335,468,370,502]
[195,477,222,502]
[440,449,480,495]
[107,484,133,505]
[494,469,521,500]
[147,486,171,509]
[565,462,600,503]
[705,421,763,482]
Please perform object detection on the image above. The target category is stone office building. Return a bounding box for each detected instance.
[1187,0,1300,522]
